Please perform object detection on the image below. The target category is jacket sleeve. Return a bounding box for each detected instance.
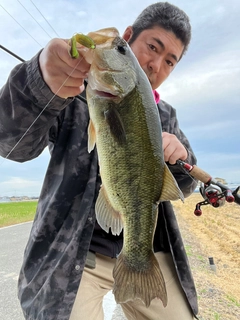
[158,100,198,198]
[0,52,73,162]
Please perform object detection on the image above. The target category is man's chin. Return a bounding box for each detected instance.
[144,72,160,89]
[151,81,163,90]
[147,77,154,89]
[147,77,160,90]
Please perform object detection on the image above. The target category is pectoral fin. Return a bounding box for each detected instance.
[104,108,126,145]
[159,164,184,202]
[88,119,96,153]
[95,185,124,235]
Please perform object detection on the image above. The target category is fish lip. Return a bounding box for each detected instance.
[93,89,119,99]
[95,64,122,73]
[88,65,124,98]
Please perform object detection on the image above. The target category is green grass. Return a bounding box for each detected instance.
[213,312,221,320]
[226,294,240,307]
[185,244,193,256]
[0,201,37,227]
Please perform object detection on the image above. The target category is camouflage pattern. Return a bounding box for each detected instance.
[0,53,198,319]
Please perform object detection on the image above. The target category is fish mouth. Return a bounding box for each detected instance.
[94,89,119,99]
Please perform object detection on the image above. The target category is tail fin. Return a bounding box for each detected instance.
[113,252,167,307]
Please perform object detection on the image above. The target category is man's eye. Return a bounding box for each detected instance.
[148,44,156,51]
[166,60,174,67]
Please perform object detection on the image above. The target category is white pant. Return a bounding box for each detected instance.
[69,252,194,320]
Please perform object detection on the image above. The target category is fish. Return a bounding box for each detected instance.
[78,27,184,307]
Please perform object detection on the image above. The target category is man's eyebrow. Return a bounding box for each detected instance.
[153,37,179,62]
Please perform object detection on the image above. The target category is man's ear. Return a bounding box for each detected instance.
[122,26,133,43]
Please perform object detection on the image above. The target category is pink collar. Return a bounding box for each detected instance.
[153,90,160,104]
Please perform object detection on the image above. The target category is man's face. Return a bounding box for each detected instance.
[123,26,184,90]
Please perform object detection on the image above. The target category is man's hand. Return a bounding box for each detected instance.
[39,38,90,99]
[162,132,188,164]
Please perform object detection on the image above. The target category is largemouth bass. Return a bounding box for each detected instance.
[78,28,184,307]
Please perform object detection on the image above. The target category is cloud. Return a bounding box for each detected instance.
[76,11,87,18]
[0,176,43,196]
[0,148,50,196]
[161,50,240,105]
[1,176,40,187]
[193,152,240,184]
[160,46,240,145]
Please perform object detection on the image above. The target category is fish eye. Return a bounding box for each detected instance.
[117,45,126,55]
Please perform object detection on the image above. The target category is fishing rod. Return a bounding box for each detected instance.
[177,160,240,216]
[0,44,25,62]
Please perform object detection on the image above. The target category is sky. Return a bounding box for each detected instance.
[0,0,239,197]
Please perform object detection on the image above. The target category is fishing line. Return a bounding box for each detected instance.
[0,4,43,48]
[176,160,198,183]
[0,56,84,165]
[0,2,88,164]
[30,0,60,37]
[17,0,53,39]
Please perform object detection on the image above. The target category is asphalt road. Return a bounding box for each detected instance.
[0,222,126,320]
[0,221,31,320]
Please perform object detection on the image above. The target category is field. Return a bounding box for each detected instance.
[173,193,240,320]
[0,201,37,227]
[0,194,239,319]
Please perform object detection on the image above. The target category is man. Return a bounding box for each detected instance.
[0,2,198,320]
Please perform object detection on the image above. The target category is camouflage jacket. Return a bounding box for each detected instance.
[0,53,198,319]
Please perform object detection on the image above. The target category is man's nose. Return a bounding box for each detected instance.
[148,57,163,74]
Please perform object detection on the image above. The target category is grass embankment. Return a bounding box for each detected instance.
[173,193,240,320]
[0,201,37,227]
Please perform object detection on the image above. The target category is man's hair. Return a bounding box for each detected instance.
[129,2,191,58]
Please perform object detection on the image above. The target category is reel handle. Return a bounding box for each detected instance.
[194,203,202,216]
